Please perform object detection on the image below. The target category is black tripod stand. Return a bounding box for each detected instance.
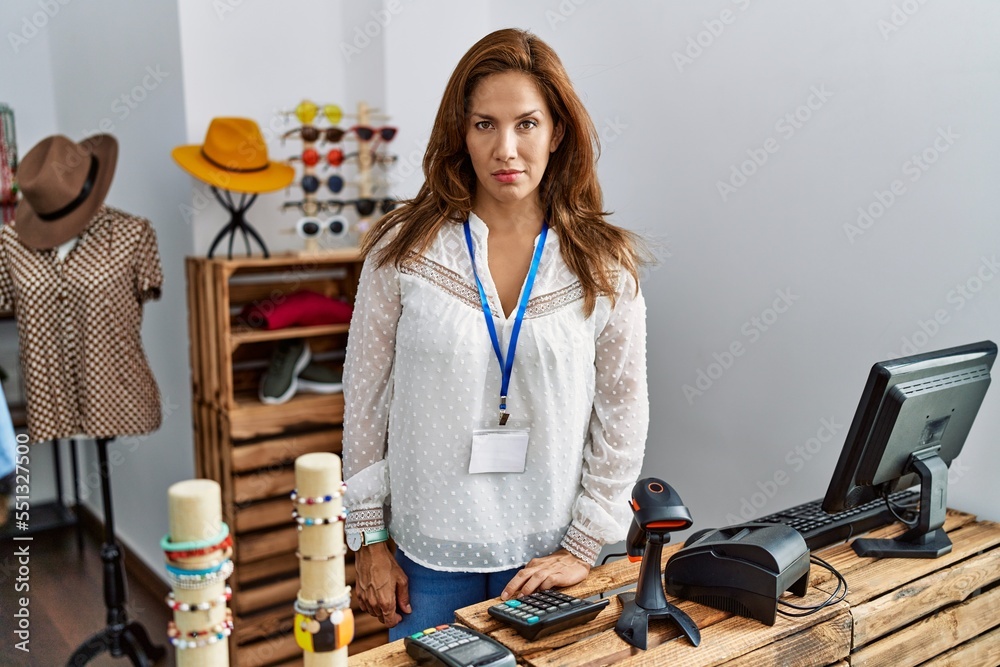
[66,438,165,666]
[206,186,268,259]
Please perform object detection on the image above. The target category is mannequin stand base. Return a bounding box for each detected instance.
[65,438,165,666]
[66,621,165,667]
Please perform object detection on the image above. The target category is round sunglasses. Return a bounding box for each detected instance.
[322,197,398,217]
[296,215,349,239]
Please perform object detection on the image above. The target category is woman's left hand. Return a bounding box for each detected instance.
[500,548,591,600]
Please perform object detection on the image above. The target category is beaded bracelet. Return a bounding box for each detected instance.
[161,523,230,553]
[296,546,348,562]
[169,624,233,650]
[166,586,232,612]
[164,534,234,561]
[292,507,348,527]
[164,547,234,574]
[165,550,233,577]
[290,483,347,504]
[168,560,235,590]
[295,590,351,615]
[168,610,234,639]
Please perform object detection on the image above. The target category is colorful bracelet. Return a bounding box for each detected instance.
[169,624,233,650]
[164,534,234,561]
[292,507,348,527]
[168,560,235,590]
[164,547,234,574]
[290,483,347,504]
[296,546,348,561]
[168,610,234,639]
[295,590,351,615]
[161,523,230,553]
[166,586,232,612]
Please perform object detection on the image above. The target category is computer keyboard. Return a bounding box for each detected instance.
[756,488,920,551]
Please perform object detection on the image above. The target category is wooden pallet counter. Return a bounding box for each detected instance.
[348,510,1000,667]
[186,252,389,665]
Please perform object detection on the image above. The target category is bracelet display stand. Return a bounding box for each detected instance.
[294,453,352,666]
[66,438,165,666]
[164,479,232,666]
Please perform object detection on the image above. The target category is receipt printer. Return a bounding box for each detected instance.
[664,523,810,626]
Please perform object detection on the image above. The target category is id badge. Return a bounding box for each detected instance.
[469,422,530,474]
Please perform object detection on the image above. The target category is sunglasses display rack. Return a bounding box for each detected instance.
[279,99,398,254]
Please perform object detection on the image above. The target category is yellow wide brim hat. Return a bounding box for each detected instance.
[172,117,294,194]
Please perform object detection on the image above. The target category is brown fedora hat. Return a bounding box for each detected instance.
[14,133,118,249]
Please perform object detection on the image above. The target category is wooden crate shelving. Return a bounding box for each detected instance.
[186,252,389,666]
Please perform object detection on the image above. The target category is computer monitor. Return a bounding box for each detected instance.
[822,340,996,558]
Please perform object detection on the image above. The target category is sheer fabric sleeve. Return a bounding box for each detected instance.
[342,251,401,535]
[561,273,649,564]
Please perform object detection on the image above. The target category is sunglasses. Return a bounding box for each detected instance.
[291,173,350,195]
[296,216,349,239]
[287,101,344,126]
[282,124,398,145]
[322,197,398,217]
[324,150,399,169]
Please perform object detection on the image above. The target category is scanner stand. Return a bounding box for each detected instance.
[615,533,701,650]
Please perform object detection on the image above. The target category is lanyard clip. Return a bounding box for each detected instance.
[499,396,509,426]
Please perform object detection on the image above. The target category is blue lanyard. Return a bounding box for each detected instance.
[463,218,548,425]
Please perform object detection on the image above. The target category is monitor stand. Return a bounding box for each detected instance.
[852,448,952,559]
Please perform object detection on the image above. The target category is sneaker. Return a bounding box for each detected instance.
[296,363,344,395]
[259,339,311,404]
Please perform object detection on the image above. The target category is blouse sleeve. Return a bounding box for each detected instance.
[342,250,402,536]
[560,272,649,565]
[133,219,163,303]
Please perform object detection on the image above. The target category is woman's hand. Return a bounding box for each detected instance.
[354,542,411,627]
[500,548,592,600]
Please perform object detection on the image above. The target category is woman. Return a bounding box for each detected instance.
[343,27,650,639]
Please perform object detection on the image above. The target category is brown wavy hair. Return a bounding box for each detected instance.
[362,28,649,315]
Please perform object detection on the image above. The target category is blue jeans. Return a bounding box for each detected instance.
[0,383,16,483]
[387,550,520,641]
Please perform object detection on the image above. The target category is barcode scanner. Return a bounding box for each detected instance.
[614,478,701,650]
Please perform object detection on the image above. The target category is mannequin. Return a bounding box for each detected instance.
[0,133,163,444]
[1,133,165,665]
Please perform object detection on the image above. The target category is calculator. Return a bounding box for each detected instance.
[403,623,516,667]
[488,590,610,640]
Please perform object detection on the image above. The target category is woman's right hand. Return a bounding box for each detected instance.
[354,542,411,627]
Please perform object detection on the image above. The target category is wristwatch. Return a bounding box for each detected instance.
[346,528,389,551]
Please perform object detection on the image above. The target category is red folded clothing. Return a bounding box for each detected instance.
[239,289,353,330]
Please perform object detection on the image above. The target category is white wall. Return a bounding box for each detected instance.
[1,0,997,581]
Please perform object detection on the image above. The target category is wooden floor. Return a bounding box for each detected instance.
[0,526,174,666]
